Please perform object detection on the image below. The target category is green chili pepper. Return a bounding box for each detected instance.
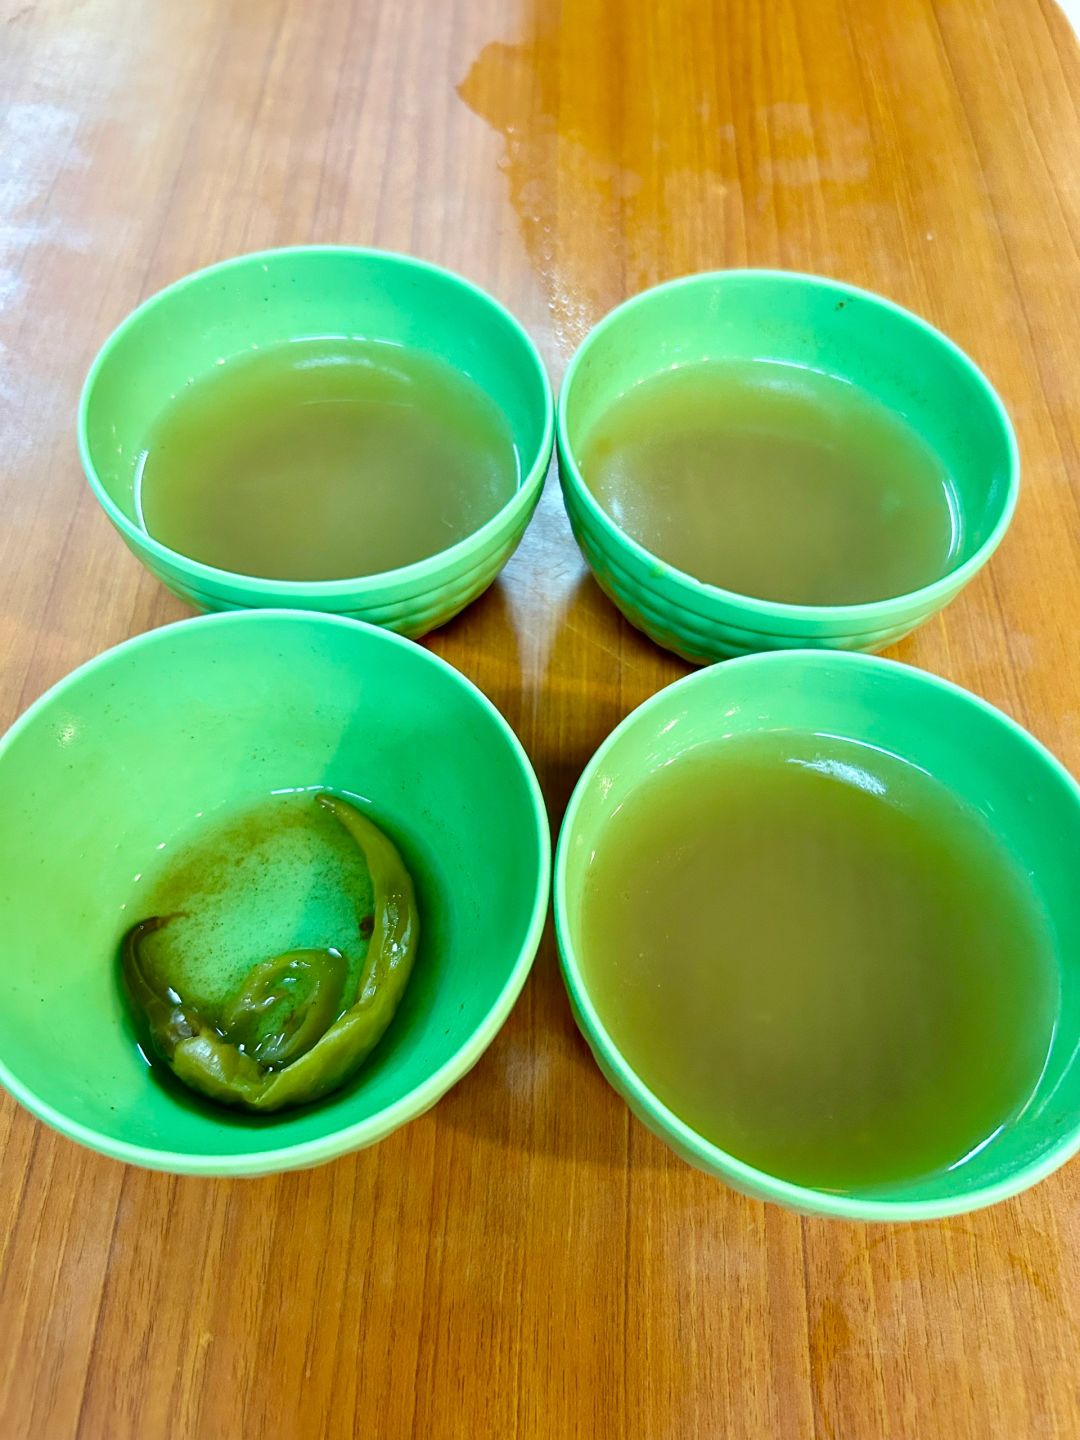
[221,947,349,1068]
[121,794,420,1112]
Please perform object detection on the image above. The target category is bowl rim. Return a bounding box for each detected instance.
[556,268,1020,625]
[553,648,1080,1220]
[0,609,552,1176]
[77,245,556,598]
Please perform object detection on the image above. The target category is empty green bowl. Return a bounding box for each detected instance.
[558,270,1018,662]
[555,650,1080,1220]
[79,247,554,636]
[0,611,550,1175]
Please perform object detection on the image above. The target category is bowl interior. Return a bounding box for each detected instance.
[561,271,1015,579]
[558,653,1080,1212]
[0,613,548,1171]
[82,248,551,542]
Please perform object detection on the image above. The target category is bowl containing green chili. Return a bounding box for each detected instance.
[0,611,550,1175]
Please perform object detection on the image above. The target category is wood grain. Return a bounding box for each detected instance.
[2,0,1080,1434]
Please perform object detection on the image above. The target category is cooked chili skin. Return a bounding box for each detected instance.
[121,793,419,1112]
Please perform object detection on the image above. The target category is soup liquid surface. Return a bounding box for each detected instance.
[138,338,519,581]
[579,361,958,605]
[578,734,1057,1192]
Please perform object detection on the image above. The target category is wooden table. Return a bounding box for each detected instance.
[3,0,1080,1434]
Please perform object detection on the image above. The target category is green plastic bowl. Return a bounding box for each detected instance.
[0,611,550,1175]
[557,270,1018,662]
[79,247,554,636]
[555,650,1080,1220]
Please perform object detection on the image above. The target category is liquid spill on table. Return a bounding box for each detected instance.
[458,0,873,357]
[458,0,727,353]
[452,0,880,796]
[454,0,747,805]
